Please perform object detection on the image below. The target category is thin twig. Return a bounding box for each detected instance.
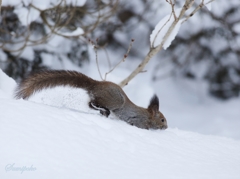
[104,39,134,80]
[181,0,206,24]
[152,13,173,48]
[103,47,111,70]
[205,0,214,5]
[93,43,104,80]
[167,0,177,20]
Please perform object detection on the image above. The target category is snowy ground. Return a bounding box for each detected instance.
[1,68,240,179]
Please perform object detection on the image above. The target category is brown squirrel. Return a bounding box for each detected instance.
[15,70,168,130]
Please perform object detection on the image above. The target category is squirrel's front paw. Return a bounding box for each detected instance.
[100,109,110,117]
[89,102,110,117]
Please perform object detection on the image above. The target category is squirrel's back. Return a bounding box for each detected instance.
[15,70,97,99]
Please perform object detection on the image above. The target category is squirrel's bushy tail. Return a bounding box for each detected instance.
[15,70,96,99]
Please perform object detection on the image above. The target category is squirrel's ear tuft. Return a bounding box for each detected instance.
[148,94,159,111]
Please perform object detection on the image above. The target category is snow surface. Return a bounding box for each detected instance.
[1,68,240,179]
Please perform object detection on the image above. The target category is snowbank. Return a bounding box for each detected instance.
[1,99,240,179]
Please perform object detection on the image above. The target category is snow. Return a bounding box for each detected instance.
[65,0,86,6]
[0,51,7,62]
[150,9,183,49]
[200,35,229,56]
[233,23,240,34]
[14,6,40,26]
[40,53,54,67]
[6,0,86,26]
[3,0,87,8]
[19,46,35,61]
[2,0,21,6]
[1,69,240,178]
[47,35,65,48]
[0,69,17,99]
[205,1,212,11]
[60,27,84,37]
[150,0,216,49]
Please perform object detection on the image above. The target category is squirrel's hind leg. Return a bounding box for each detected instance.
[89,101,110,117]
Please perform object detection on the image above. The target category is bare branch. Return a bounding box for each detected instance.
[119,0,196,87]
[182,0,215,25]
[0,0,119,56]
[103,47,111,70]
[119,0,216,87]
[92,42,104,81]
[104,39,134,80]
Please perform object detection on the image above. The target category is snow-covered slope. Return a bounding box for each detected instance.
[1,70,240,179]
[1,98,240,179]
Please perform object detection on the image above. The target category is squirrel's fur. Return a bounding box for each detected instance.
[15,70,168,130]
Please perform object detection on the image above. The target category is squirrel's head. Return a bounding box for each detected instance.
[147,94,168,130]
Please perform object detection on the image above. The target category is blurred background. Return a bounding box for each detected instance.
[0,0,239,139]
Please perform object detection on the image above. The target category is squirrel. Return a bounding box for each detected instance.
[15,70,168,130]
